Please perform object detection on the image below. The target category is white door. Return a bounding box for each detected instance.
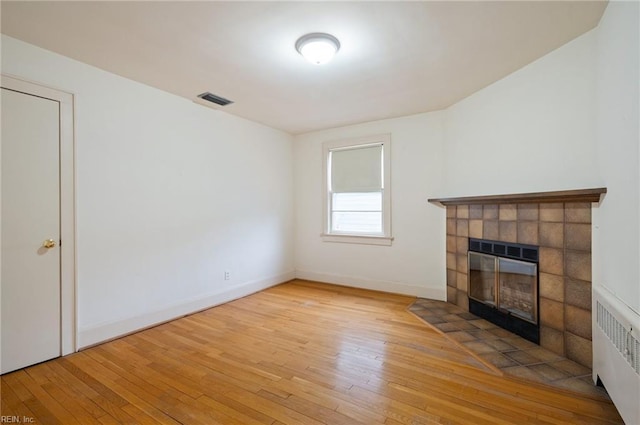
[1,87,62,374]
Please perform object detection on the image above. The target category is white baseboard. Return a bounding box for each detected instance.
[77,271,295,349]
[295,269,446,300]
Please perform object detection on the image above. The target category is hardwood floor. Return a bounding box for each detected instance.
[1,280,623,424]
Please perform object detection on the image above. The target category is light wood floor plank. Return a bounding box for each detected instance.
[1,280,623,424]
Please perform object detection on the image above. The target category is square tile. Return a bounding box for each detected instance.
[503,337,538,350]
[409,304,425,312]
[455,295,469,311]
[539,247,564,275]
[453,321,478,331]
[442,303,464,314]
[517,221,538,245]
[446,235,457,253]
[565,223,591,251]
[447,252,456,270]
[456,236,468,254]
[502,366,547,384]
[485,338,517,352]
[539,273,564,302]
[469,220,483,238]
[434,322,459,333]
[528,363,571,381]
[517,204,539,221]
[550,359,591,377]
[469,205,483,219]
[540,297,564,331]
[479,352,519,368]
[466,329,498,340]
[499,204,517,221]
[463,340,496,354]
[565,278,591,310]
[422,315,446,325]
[456,205,469,219]
[565,332,592,368]
[565,250,591,282]
[447,331,476,342]
[468,319,496,330]
[456,219,469,237]
[447,218,457,235]
[446,206,456,218]
[540,203,564,222]
[540,326,565,355]
[446,269,457,288]
[456,254,468,274]
[443,313,465,322]
[499,221,517,243]
[565,203,591,223]
[504,350,542,366]
[483,221,499,240]
[539,222,564,248]
[456,272,467,291]
[565,305,591,340]
[483,205,499,220]
[487,328,515,338]
[526,347,564,363]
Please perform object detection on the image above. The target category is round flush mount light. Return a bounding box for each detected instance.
[295,33,340,65]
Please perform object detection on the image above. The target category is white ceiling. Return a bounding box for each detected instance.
[1,1,607,134]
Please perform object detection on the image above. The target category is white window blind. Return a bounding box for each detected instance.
[330,144,382,193]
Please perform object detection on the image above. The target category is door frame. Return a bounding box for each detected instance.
[1,74,76,356]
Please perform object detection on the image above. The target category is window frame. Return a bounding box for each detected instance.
[321,134,393,246]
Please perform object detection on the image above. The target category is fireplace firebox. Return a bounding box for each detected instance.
[468,238,539,344]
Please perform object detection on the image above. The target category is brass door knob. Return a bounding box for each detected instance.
[42,239,56,249]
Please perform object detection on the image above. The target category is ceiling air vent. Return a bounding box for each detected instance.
[197,92,233,106]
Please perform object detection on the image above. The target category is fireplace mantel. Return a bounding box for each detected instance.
[428,187,606,206]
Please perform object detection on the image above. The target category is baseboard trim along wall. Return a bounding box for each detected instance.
[77,271,296,349]
[295,269,446,300]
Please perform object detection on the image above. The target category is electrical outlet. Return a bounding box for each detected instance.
[224,270,230,280]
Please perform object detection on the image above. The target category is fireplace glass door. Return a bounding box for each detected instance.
[468,252,496,307]
[498,258,537,323]
[468,252,538,324]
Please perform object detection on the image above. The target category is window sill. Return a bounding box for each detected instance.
[321,233,394,246]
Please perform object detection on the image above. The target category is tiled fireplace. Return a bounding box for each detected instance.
[431,189,606,369]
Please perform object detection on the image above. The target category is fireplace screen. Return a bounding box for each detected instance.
[468,252,538,324]
[498,258,537,322]
[468,253,496,307]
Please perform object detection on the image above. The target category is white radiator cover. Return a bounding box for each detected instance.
[593,285,640,424]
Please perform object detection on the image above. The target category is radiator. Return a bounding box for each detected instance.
[593,285,640,425]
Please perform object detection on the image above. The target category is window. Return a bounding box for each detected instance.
[322,134,392,245]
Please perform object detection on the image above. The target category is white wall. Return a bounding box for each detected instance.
[1,35,295,348]
[442,30,601,197]
[294,112,446,299]
[592,4,640,419]
[594,0,640,312]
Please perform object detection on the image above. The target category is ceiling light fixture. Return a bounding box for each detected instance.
[295,33,340,65]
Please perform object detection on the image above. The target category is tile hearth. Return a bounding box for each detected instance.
[409,298,610,400]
